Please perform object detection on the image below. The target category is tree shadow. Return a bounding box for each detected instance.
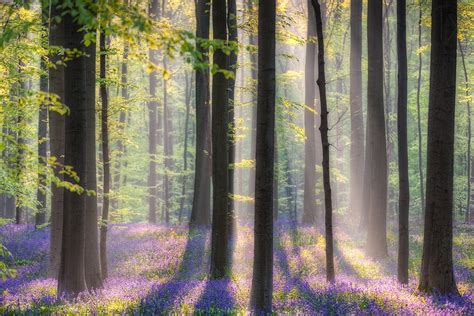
[193,277,236,313]
[131,227,210,313]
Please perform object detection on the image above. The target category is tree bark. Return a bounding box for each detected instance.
[99,30,110,280]
[311,0,335,283]
[350,0,364,219]
[48,4,65,279]
[190,0,211,227]
[179,71,192,223]
[365,0,388,259]
[210,0,230,280]
[84,33,103,290]
[303,0,317,225]
[162,55,172,224]
[396,0,409,285]
[58,11,88,297]
[147,0,160,224]
[419,0,458,295]
[249,0,275,312]
[416,5,425,217]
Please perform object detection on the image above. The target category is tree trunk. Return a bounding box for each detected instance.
[365,0,388,259]
[147,0,160,224]
[210,0,230,280]
[416,5,425,217]
[249,0,275,312]
[58,11,89,297]
[179,72,192,223]
[459,41,472,223]
[99,30,110,280]
[419,0,458,295]
[36,3,49,228]
[48,4,65,279]
[303,0,317,225]
[162,55,172,224]
[350,0,364,219]
[227,0,238,243]
[396,0,409,285]
[247,0,258,217]
[84,34,103,290]
[190,0,211,227]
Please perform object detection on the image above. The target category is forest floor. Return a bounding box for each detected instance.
[0,220,473,314]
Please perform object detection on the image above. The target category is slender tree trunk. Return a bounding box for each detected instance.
[99,30,110,280]
[179,71,192,223]
[459,41,472,223]
[396,0,409,285]
[419,0,458,295]
[303,0,317,225]
[58,11,89,297]
[48,4,65,279]
[249,0,275,312]
[210,0,230,279]
[311,0,334,283]
[350,0,364,219]
[147,0,160,224]
[36,3,49,228]
[247,0,258,217]
[162,55,172,224]
[365,0,388,259]
[190,0,211,227]
[84,33,103,290]
[416,5,425,217]
[15,75,26,225]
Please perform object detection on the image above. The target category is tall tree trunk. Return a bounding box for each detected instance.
[48,4,65,279]
[303,0,317,225]
[249,0,275,312]
[227,0,238,245]
[460,41,473,223]
[311,0,334,283]
[190,0,211,227]
[419,0,458,295]
[58,11,89,297]
[350,0,364,219]
[36,3,49,228]
[15,75,26,225]
[99,30,110,280]
[210,0,230,280]
[84,33,103,290]
[247,0,258,217]
[147,0,160,224]
[396,0,409,285]
[162,55,172,224]
[179,71,192,223]
[416,5,425,217]
[365,0,388,259]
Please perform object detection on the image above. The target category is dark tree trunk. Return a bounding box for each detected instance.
[36,3,49,228]
[210,0,230,279]
[84,34,103,290]
[58,11,88,297]
[303,0,317,225]
[365,0,388,259]
[247,0,258,217]
[249,0,275,312]
[147,0,160,224]
[48,4,65,279]
[15,77,26,225]
[419,0,458,295]
[396,0,409,285]
[190,0,211,227]
[311,0,334,284]
[227,0,238,243]
[416,5,425,217]
[99,30,110,280]
[350,0,364,218]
